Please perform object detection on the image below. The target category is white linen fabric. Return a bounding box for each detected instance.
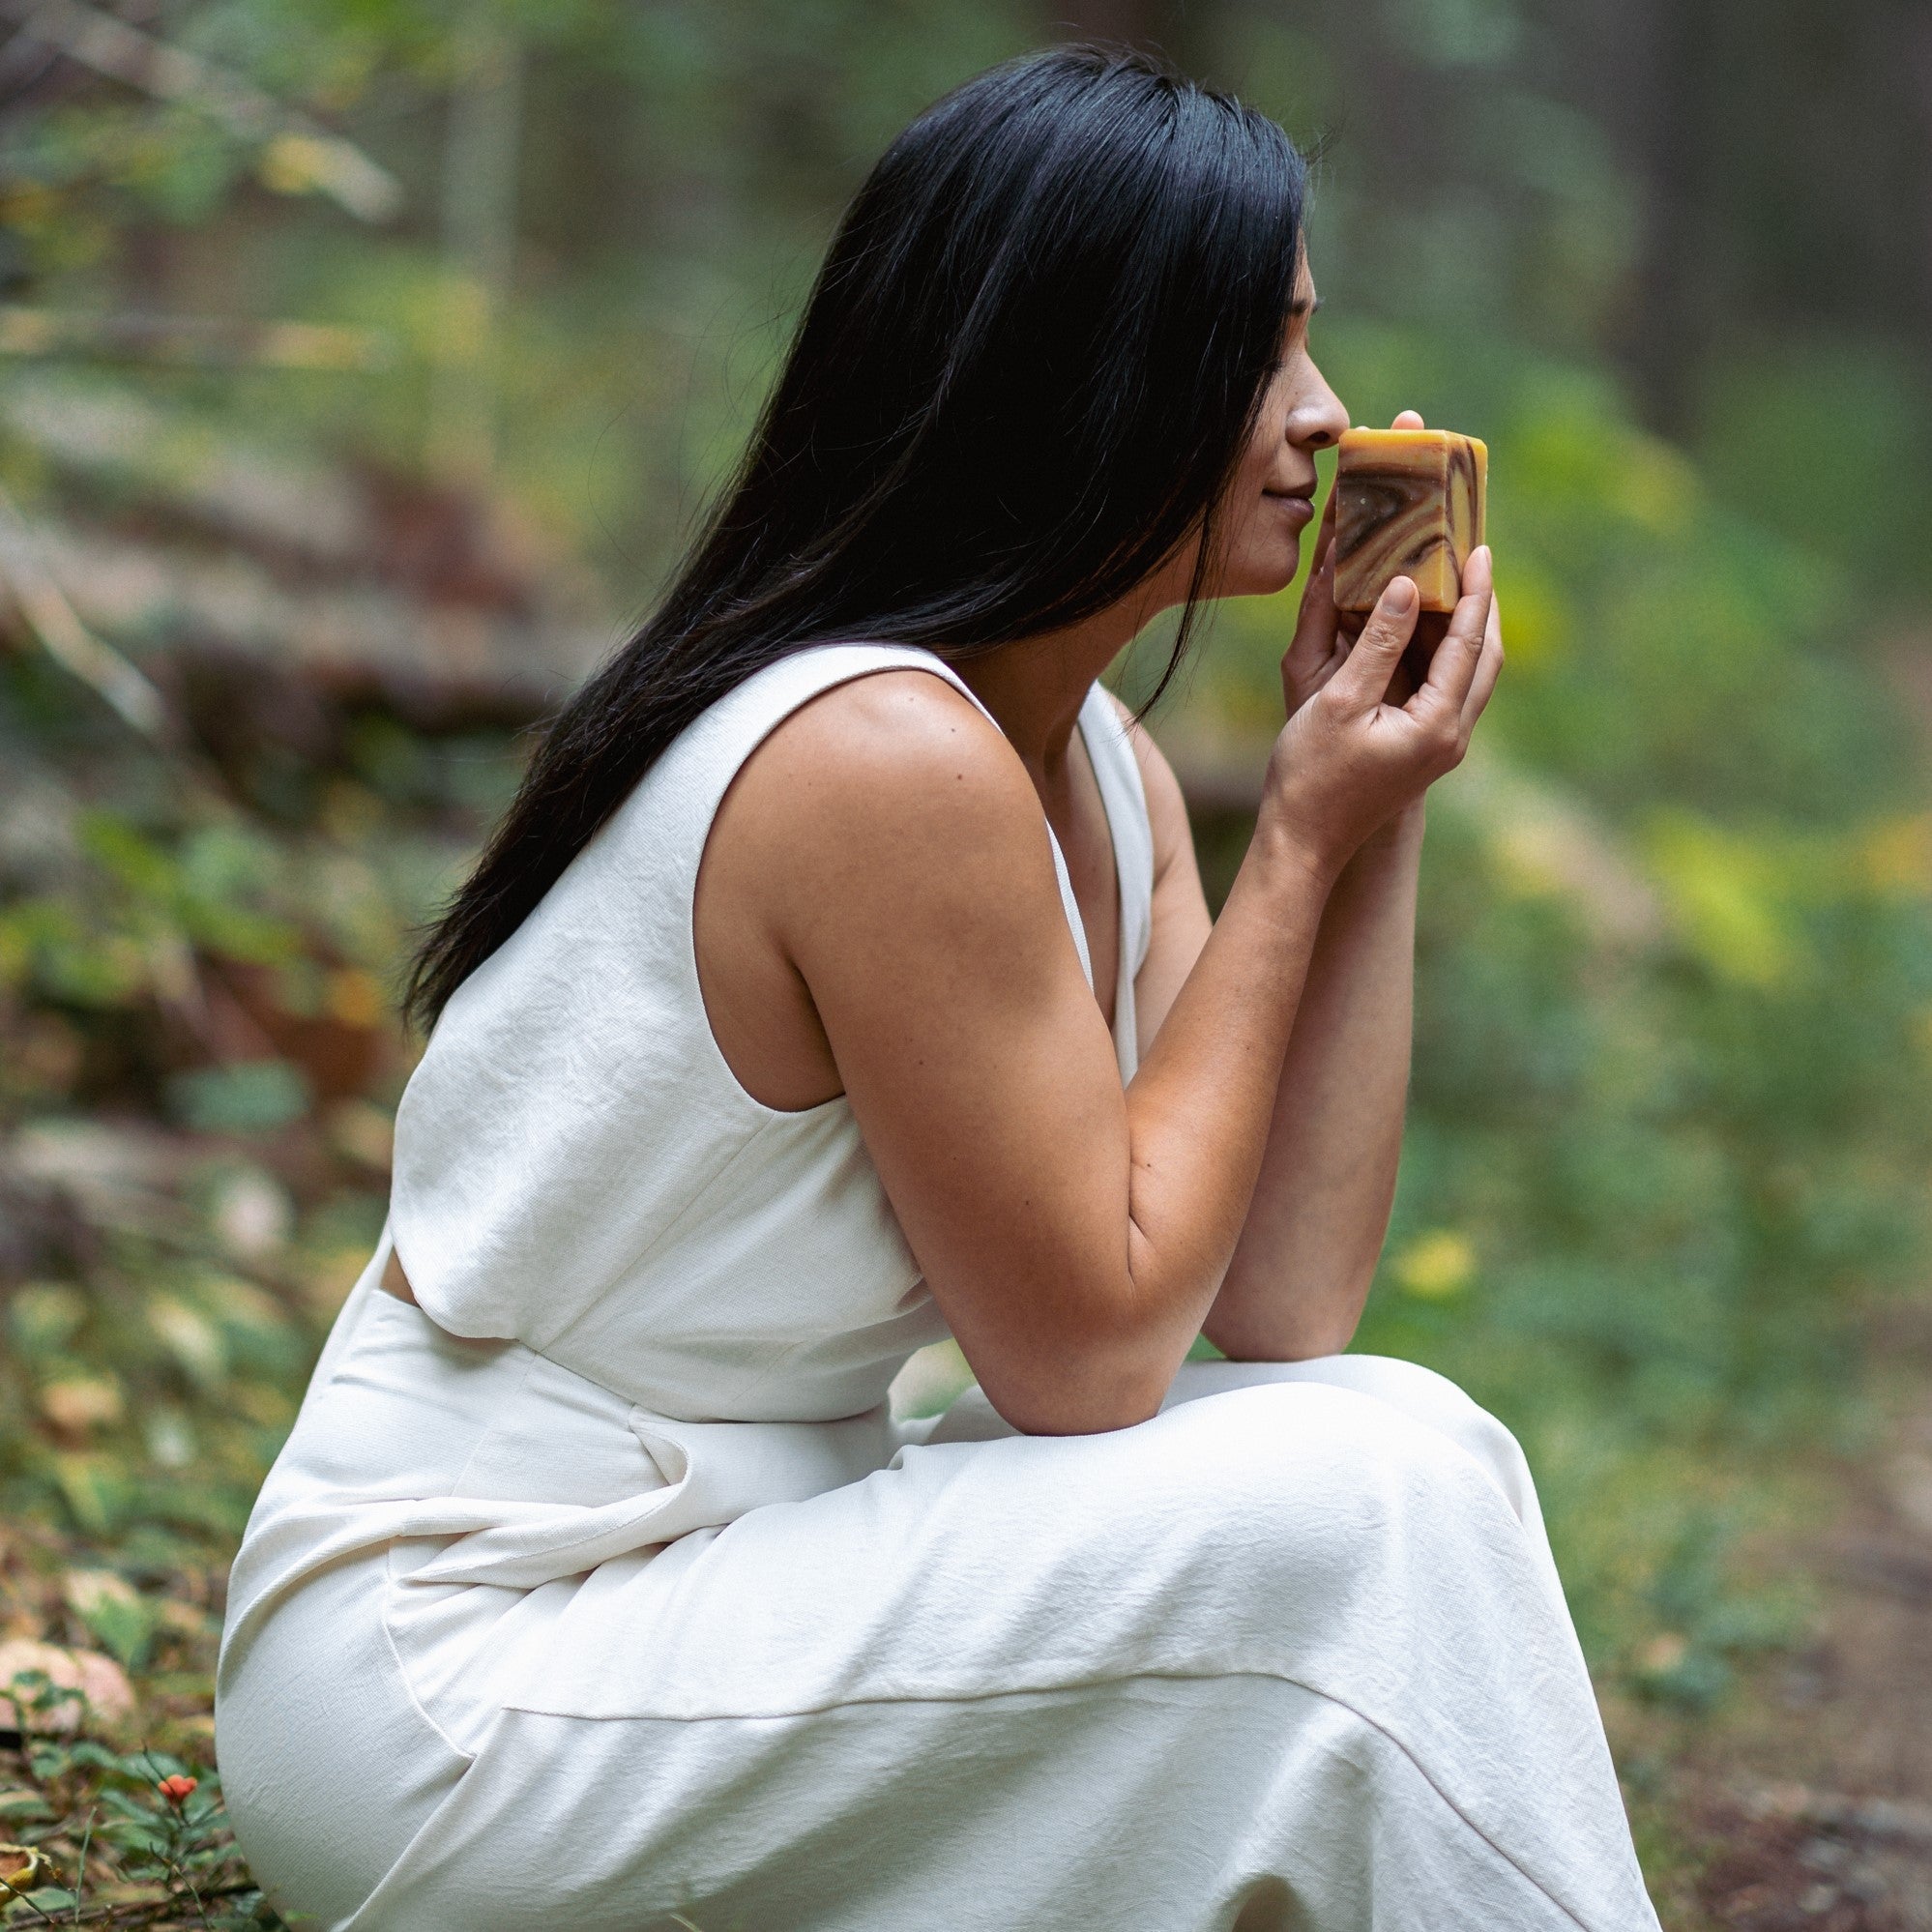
[216,644,1660,1932]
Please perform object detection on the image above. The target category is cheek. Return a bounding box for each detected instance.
[1228,432,1282,526]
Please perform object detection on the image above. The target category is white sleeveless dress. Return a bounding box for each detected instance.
[216,645,1659,1932]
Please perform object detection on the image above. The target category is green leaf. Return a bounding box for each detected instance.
[6,1285,88,1358]
[48,1454,128,1537]
[65,1571,159,1672]
[165,1062,312,1135]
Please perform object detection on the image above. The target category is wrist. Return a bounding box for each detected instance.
[1353,800,1427,860]
[1247,805,1348,898]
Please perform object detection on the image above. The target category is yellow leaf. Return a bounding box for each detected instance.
[257,132,333,197]
[1392,1230,1477,1300]
[0,1842,53,1897]
[1861,813,1932,896]
[325,965,387,1029]
[1645,813,1802,989]
[38,1376,123,1433]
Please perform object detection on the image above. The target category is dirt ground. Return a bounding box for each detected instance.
[1613,635,1932,1930]
[1667,1289,1932,1927]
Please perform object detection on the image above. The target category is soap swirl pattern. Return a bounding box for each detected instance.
[1333,435,1484,614]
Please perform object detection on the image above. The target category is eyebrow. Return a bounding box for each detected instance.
[1287,293,1322,318]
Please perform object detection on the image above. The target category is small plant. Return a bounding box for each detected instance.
[1,1672,279,1928]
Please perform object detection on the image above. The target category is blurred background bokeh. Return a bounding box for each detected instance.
[0,2,1928,1924]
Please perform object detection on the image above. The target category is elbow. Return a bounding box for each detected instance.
[948,1255,1195,1435]
[990,1391,1167,1438]
[1207,1325,1355,1365]
[976,1341,1172,1438]
[1205,1265,1373,1364]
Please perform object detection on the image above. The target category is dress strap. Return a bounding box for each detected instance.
[687,643,1094,992]
[1076,686,1156,1082]
[804,649,1093,989]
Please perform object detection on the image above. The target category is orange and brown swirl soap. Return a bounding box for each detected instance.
[1332,428,1487,614]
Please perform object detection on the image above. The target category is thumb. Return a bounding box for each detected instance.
[1332,575,1420,710]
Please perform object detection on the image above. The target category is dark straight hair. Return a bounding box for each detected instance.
[405,44,1308,1027]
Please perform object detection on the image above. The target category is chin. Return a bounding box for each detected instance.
[1218,545,1301,600]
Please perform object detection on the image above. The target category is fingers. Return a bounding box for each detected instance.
[1460,588,1505,734]
[1284,496,1342,688]
[1410,545,1493,722]
[1391,409,1425,429]
[1330,574,1420,711]
[1296,489,1338,620]
[1306,483,1338,578]
[1280,554,1340,712]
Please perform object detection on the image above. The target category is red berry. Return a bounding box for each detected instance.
[157,1774,197,1803]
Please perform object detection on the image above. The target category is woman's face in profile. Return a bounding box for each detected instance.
[1212,256,1349,600]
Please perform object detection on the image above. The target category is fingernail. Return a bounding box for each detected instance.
[1385,577,1417,613]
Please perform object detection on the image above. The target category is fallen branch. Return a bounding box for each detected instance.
[0,307,394,371]
[0,479,167,737]
[0,0,402,222]
[20,511,602,715]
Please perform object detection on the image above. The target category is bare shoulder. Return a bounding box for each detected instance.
[699,667,1085,1109]
[734,666,1038,849]
[717,665,1064,952]
[755,666,1010,787]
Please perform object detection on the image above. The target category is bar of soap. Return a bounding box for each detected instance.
[1332,427,1487,614]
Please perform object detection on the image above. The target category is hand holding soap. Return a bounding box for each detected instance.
[1333,428,1487,614]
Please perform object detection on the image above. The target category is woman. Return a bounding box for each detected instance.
[217,44,1659,1932]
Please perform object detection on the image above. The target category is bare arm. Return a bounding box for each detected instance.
[1206,413,1507,1356]
[1129,458,1502,1361]
[1207,805,1423,1358]
[718,574,1487,1436]
[1123,734,1425,1362]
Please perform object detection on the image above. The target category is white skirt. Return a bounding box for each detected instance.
[216,1293,1658,1932]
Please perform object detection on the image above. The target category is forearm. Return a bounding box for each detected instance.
[1204,803,1423,1360]
[1112,809,1341,1374]
[947,544,1492,1432]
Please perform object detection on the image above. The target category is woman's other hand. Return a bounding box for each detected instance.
[1261,542,1498,881]
[1279,486,1348,718]
[1276,408,1504,857]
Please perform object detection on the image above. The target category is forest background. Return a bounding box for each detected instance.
[0,1,1929,1925]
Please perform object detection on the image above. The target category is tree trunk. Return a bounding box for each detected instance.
[1616,0,1724,436]
[427,12,523,486]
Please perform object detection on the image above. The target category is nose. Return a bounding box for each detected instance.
[1288,364,1349,454]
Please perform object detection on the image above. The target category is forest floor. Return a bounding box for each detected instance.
[1643,633,1932,1931]
[1635,1290,1932,1930]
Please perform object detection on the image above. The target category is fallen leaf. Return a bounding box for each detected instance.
[0,1637,135,1732]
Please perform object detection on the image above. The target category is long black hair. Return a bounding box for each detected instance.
[405,44,1308,1027]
